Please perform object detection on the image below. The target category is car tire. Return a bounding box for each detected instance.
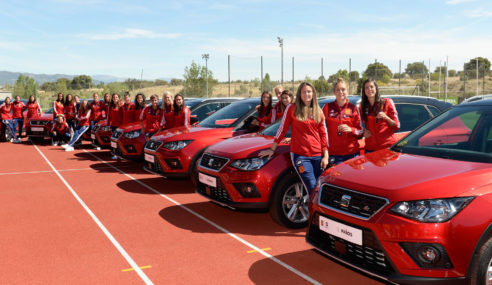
[189,150,206,187]
[469,236,492,285]
[269,171,309,229]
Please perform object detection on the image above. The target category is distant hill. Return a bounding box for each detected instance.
[0,71,126,85]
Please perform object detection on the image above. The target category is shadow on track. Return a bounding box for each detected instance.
[248,249,385,285]
[117,177,194,195]
[158,201,305,237]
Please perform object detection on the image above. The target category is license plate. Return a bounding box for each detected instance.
[31,127,44,132]
[198,172,217,188]
[319,216,363,246]
[91,133,95,139]
[144,153,155,163]
[110,141,117,148]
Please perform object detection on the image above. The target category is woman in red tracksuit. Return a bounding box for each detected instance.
[53,93,65,120]
[26,95,42,120]
[64,94,77,132]
[323,78,363,165]
[64,100,91,152]
[107,93,123,132]
[102,93,111,119]
[255,91,273,130]
[140,95,163,138]
[121,92,136,125]
[360,78,400,152]
[172,94,190,128]
[158,92,174,131]
[1,97,20,143]
[89,93,104,128]
[51,114,70,146]
[134,93,146,121]
[270,89,293,123]
[12,96,26,139]
[259,82,329,195]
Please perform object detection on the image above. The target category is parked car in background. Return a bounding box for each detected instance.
[143,98,268,180]
[462,94,492,104]
[25,107,53,142]
[110,98,240,161]
[195,95,452,229]
[306,99,492,284]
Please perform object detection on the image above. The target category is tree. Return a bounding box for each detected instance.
[13,74,38,99]
[71,75,93,90]
[434,66,447,74]
[155,79,168,86]
[405,62,428,77]
[170,78,184,86]
[182,61,217,97]
[41,81,56,91]
[464,57,490,77]
[349,71,359,82]
[448,69,457,77]
[55,78,71,94]
[363,62,392,81]
[261,73,271,92]
[327,69,349,84]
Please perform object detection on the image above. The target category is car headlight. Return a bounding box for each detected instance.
[230,157,271,171]
[390,197,474,223]
[162,140,193,150]
[124,130,141,139]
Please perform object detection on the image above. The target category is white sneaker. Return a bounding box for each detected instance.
[9,138,14,142]
[14,138,22,143]
[111,155,118,160]
[65,146,75,152]
[52,141,58,146]
[61,144,69,148]
[95,146,101,150]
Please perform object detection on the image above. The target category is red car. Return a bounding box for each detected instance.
[143,98,263,179]
[306,99,492,284]
[110,98,238,160]
[195,96,452,229]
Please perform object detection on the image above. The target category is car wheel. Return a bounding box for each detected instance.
[469,236,492,285]
[189,151,205,187]
[270,171,309,229]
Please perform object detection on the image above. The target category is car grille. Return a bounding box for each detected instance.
[319,184,388,219]
[144,140,163,151]
[112,129,123,139]
[30,120,49,126]
[307,213,394,276]
[199,153,229,171]
[196,176,232,203]
[146,159,164,173]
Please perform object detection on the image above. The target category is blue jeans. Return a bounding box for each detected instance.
[2,119,17,139]
[12,118,23,137]
[290,153,323,194]
[68,125,89,147]
[329,152,359,166]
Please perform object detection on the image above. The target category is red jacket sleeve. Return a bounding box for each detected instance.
[184,107,191,128]
[274,104,293,144]
[351,106,364,137]
[318,115,329,150]
[385,98,400,131]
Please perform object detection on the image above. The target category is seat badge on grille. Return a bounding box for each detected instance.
[340,194,351,208]
[208,158,214,167]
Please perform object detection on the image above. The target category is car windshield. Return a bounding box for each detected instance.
[260,121,291,138]
[199,101,257,128]
[392,104,492,163]
[186,99,202,109]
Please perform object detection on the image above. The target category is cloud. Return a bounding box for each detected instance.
[465,9,492,17]
[446,0,475,4]
[80,29,181,40]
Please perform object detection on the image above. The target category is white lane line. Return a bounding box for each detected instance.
[84,150,322,285]
[33,145,153,285]
[0,165,139,176]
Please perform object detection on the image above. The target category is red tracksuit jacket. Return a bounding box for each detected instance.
[140,106,163,133]
[360,98,400,151]
[323,101,363,156]
[160,104,175,129]
[26,102,42,119]
[77,109,92,127]
[90,100,104,122]
[274,104,329,157]
[51,121,70,135]
[121,102,136,125]
[172,107,191,128]
[0,103,13,120]
[64,102,77,120]
[53,101,64,119]
[107,103,123,127]
[12,101,26,119]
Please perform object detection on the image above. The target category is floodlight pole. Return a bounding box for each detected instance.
[202,54,209,98]
[277,37,284,85]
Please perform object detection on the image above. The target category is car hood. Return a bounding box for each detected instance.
[323,149,491,201]
[205,133,290,158]
[118,122,141,132]
[151,126,234,142]
[29,114,52,121]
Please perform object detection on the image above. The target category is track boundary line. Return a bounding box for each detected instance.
[33,145,153,285]
[0,165,139,176]
[84,150,322,285]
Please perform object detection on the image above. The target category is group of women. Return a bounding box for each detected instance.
[0,95,42,143]
[259,78,399,195]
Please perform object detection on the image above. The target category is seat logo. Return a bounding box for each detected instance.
[340,194,351,208]
[208,158,215,167]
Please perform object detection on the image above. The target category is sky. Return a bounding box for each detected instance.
[1,0,491,81]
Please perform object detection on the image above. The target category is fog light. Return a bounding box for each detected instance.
[233,183,260,198]
[417,246,440,264]
[164,159,182,170]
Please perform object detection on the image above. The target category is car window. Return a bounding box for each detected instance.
[199,101,257,128]
[395,103,432,132]
[260,121,292,138]
[427,105,441,116]
[192,103,225,122]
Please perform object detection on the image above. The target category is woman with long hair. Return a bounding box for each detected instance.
[63,100,91,151]
[101,93,111,119]
[270,89,294,123]
[53,93,65,120]
[360,78,400,152]
[323,78,363,165]
[158,91,174,131]
[11,95,26,139]
[255,91,273,130]
[171,94,190,128]
[259,82,329,195]
[106,93,123,132]
[134,93,146,121]
[64,94,77,132]
[0,97,20,143]
[26,95,42,120]
[121,92,136,125]
[89,93,103,128]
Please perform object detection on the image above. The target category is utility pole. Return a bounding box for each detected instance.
[399,59,401,95]
[421,60,425,97]
[464,62,467,99]
[228,55,231,97]
[277,37,284,85]
[348,58,352,95]
[202,54,209,98]
[428,59,431,97]
[261,56,263,91]
[321,57,324,95]
[476,59,479,96]
[445,56,449,101]
[292,57,295,91]
[438,60,442,99]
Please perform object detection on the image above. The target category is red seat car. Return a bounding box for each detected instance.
[110,98,239,161]
[195,96,452,229]
[306,99,492,284]
[143,98,263,179]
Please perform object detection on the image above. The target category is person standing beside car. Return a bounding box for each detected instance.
[64,94,77,133]
[158,91,174,131]
[171,94,190,128]
[259,82,329,194]
[121,92,136,125]
[134,93,146,122]
[360,78,400,152]
[101,93,111,119]
[89,93,104,128]
[270,89,294,123]
[53,93,65,120]
[0,97,20,143]
[106,93,123,132]
[11,96,26,140]
[255,91,273,130]
[140,95,163,139]
[63,100,91,152]
[323,78,363,165]
[26,95,42,120]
